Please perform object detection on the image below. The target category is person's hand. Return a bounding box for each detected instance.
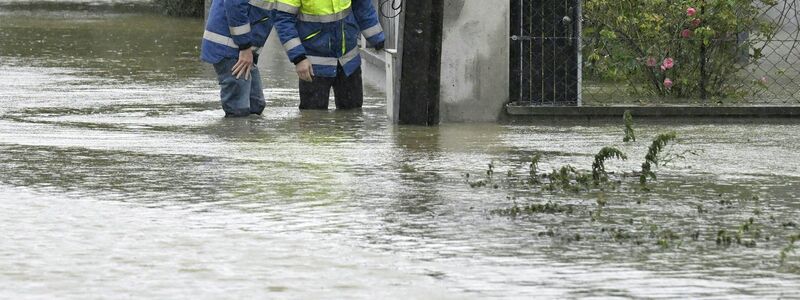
[232,49,254,80]
[296,59,314,82]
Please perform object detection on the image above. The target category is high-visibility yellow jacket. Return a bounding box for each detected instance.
[274,0,385,77]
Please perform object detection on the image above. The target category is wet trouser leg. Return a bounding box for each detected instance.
[299,74,334,110]
[298,65,363,110]
[213,57,264,117]
[333,66,363,110]
[249,66,266,115]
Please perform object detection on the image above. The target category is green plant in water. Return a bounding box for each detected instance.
[716,229,734,246]
[623,110,636,142]
[468,180,487,188]
[780,233,800,264]
[657,229,680,249]
[736,217,759,248]
[400,163,416,173]
[592,147,628,184]
[596,193,607,207]
[548,165,592,192]
[491,201,574,217]
[551,165,576,187]
[640,132,678,184]
[661,148,704,167]
[529,153,542,184]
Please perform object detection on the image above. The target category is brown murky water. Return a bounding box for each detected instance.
[2,1,800,298]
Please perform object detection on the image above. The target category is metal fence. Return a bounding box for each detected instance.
[512,0,800,106]
[511,0,581,106]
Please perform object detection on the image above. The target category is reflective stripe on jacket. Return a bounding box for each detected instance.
[273,0,386,77]
[201,0,276,64]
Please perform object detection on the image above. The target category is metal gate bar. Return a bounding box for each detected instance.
[511,0,580,106]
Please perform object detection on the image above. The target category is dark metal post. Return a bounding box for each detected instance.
[397,0,444,125]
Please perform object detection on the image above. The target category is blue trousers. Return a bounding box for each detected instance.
[213,57,265,117]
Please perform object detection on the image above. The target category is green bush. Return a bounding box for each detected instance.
[153,0,204,17]
[583,0,783,99]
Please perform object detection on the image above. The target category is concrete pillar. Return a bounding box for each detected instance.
[438,0,510,122]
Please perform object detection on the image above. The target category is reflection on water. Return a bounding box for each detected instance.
[2,1,800,298]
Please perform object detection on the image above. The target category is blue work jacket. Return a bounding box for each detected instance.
[201,0,276,64]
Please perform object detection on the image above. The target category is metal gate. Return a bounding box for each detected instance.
[510,0,581,106]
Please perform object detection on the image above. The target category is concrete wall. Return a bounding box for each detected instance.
[439,0,510,122]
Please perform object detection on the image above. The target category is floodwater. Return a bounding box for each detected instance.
[2,1,800,299]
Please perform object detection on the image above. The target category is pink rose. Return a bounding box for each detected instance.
[687,7,697,16]
[664,78,674,89]
[662,57,674,70]
[661,65,667,71]
[646,56,658,67]
[691,18,702,28]
[681,29,692,38]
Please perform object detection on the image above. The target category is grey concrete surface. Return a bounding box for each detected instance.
[438,0,510,123]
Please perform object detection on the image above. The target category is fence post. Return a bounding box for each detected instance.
[397,0,443,125]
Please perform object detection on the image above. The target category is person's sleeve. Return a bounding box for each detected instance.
[274,0,307,64]
[352,0,385,49]
[224,0,255,49]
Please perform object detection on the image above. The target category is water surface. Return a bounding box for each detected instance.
[2,1,800,298]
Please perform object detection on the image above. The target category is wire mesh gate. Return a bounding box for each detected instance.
[511,0,800,106]
[510,0,582,106]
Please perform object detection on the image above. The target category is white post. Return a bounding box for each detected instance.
[385,49,399,122]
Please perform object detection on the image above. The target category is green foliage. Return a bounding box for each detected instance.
[154,0,204,17]
[716,229,734,246]
[470,133,683,191]
[529,153,542,183]
[623,110,636,142]
[583,0,786,100]
[660,148,704,167]
[640,132,677,184]
[491,201,574,217]
[657,229,681,248]
[592,147,628,184]
[548,165,592,192]
[553,165,578,187]
[780,233,800,264]
[466,162,499,189]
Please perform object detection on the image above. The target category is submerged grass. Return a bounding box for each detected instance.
[592,147,627,184]
[640,132,678,185]
[491,200,575,217]
[780,233,800,264]
[623,110,636,142]
[465,112,799,271]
